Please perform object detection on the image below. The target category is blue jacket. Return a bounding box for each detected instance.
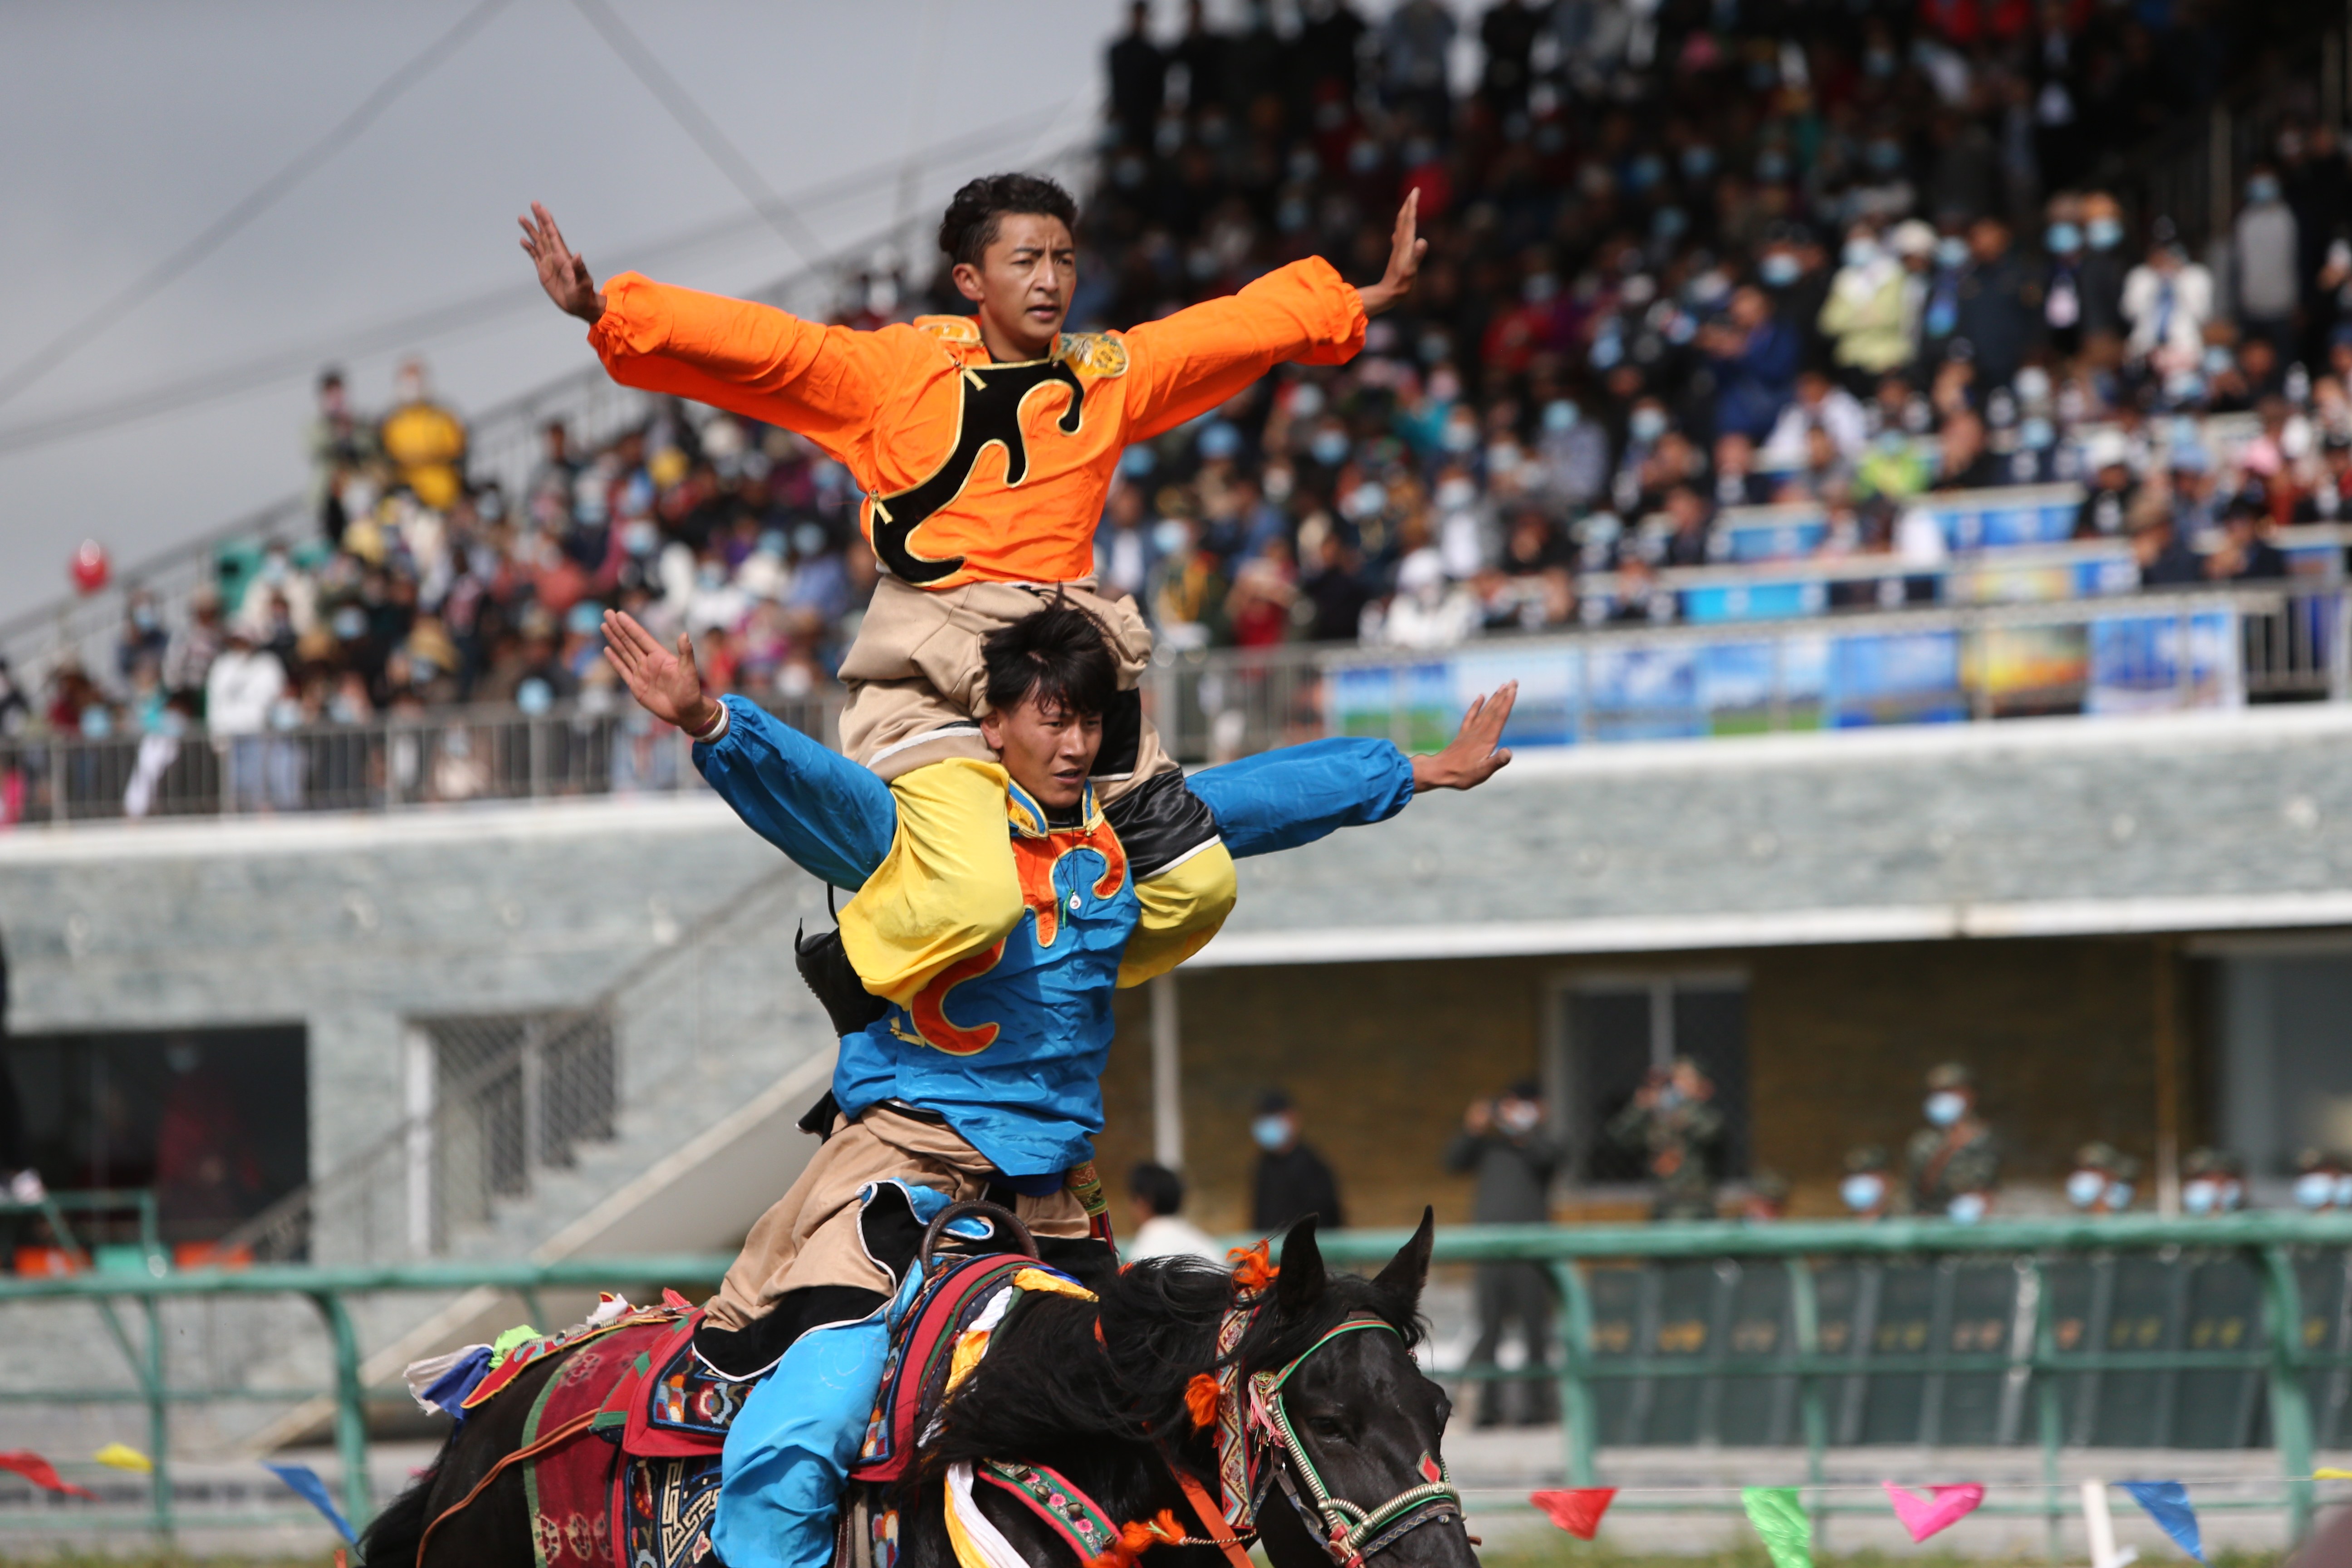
[694,697,1414,1174]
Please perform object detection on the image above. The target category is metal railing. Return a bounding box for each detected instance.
[2,1216,2350,1547]
[0,690,839,826]
[2,587,2340,826]
[1149,583,2349,764]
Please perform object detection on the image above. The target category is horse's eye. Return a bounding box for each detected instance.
[1303,1415,1348,1442]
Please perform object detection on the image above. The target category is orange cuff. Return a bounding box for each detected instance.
[586,271,668,361]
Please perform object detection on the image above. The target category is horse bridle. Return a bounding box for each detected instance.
[1188,1284,1463,1568]
[1245,1314,1465,1568]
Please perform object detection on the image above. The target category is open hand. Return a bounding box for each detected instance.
[519,202,606,322]
[602,610,718,734]
[1357,189,1427,317]
[1411,681,1517,791]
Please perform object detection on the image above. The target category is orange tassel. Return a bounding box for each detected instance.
[1086,1518,1167,1568]
[1184,1373,1221,1430]
[1227,1241,1279,1293]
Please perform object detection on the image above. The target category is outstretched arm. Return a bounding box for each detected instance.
[603,610,894,887]
[1115,192,1424,441]
[1189,683,1518,858]
[523,201,906,456]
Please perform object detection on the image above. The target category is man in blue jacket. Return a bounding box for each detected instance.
[601,602,1512,1568]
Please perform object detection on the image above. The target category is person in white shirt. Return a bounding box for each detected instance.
[1125,1161,1218,1262]
[203,630,286,813]
[2121,227,2215,373]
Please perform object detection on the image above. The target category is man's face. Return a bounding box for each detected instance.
[953,213,1076,359]
[980,690,1102,810]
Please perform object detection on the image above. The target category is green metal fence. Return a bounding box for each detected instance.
[0,1215,2348,1548]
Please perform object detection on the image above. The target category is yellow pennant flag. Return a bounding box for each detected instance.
[93,1443,152,1474]
[2317,1468,2352,1480]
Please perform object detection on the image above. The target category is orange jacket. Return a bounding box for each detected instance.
[587,260,1366,589]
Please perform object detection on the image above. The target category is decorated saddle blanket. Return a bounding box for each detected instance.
[851,1250,1097,1484]
[499,1311,755,1568]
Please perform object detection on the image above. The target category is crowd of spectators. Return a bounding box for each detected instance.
[15,0,2352,765]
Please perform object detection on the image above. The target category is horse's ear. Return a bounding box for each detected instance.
[1371,1207,1435,1310]
[1275,1218,1326,1315]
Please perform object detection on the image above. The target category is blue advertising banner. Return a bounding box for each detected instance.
[2084,609,2242,713]
[1824,630,1967,727]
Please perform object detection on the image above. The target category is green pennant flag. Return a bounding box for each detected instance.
[1742,1487,1812,1568]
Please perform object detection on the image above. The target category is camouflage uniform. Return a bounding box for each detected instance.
[1905,1063,1999,1216]
[1608,1078,1725,1221]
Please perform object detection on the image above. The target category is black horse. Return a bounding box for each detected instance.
[358,1212,1478,1568]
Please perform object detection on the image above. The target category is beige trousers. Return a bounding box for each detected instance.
[706,1105,1090,1330]
[835,575,1176,792]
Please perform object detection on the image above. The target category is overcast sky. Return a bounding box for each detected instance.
[0,0,1138,624]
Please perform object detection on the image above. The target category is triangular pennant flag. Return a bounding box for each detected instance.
[1531,1488,1617,1539]
[92,1443,152,1474]
[2081,1480,2140,1568]
[0,1451,97,1500]
[1742,1487,1812,1568]
[2120,1481,2204,1563]
[2317,1469,2352,1480]
[1881,1481,1985,1542]
[263,1463,357,1544]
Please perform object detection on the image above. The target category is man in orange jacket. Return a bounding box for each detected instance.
[519,173,1424,1008]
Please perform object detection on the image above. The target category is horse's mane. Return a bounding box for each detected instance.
[925,1251,1426,1470]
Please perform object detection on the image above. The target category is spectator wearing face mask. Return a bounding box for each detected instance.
[2288,1148,2347,1214]
[1840,1144,1896,1220]
[1819,223,1916,396]
[2122,225,2216,375]
[2180,1148,2246,1216]
[1445,1079,1562,1426]
[1607,1057,1725,1221]
[2075,193,2132,346]
[1701,285,1801,444]
[2234,165,2300,367]
[2065,1142,2139,1215]
[1905,1062,1999,1223]
[378,357,469,512]
[1249,1090,1343,1234]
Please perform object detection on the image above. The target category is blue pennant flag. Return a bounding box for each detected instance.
[263,1463,357,1543]
[2119,1481,2204,1563]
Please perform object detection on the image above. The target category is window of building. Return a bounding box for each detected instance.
[0,1025,308,1250]
[1552,975,1750,1185]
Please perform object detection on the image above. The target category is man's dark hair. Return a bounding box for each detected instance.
[938,173,1079,268]
[1129,1161,1185,1218]
[980,602,1117,718]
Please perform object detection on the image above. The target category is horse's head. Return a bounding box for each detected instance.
[1249,1210,1480,1568]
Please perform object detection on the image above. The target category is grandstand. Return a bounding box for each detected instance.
[8,0,2352,1553]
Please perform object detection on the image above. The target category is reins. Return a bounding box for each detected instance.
[1246,1315,1463,1568]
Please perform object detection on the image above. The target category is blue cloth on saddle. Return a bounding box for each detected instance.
[418,1346,495,1422]
[714,1181,990,1568]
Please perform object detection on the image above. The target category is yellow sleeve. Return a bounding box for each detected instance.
[1115,843,1238,989]
[838,760,1024,1005]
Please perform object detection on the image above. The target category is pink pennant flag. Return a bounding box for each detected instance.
[1882,1481,1985,1542]
[1531,1488,1618,1540]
